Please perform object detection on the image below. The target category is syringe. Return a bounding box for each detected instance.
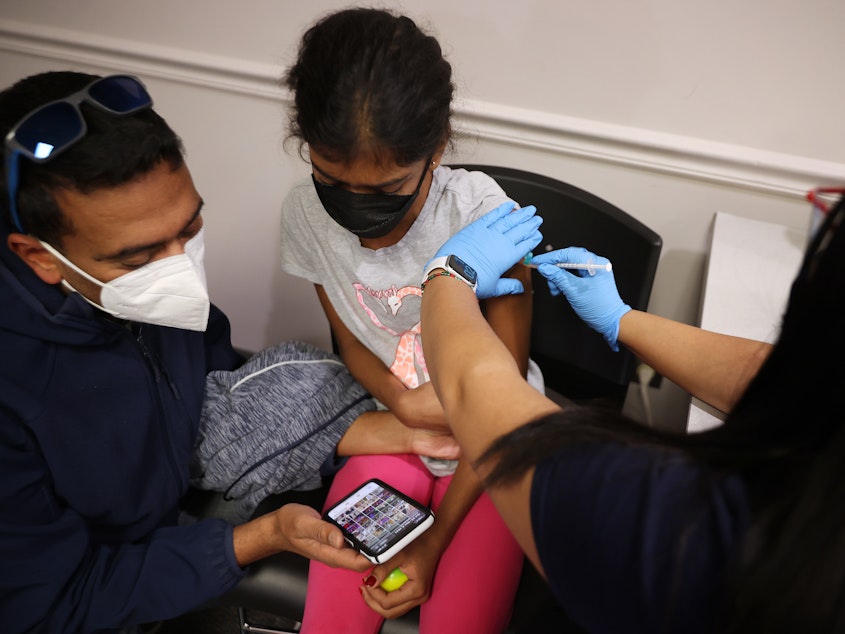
[523,253,612,275]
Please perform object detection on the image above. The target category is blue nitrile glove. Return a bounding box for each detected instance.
[532,247,631,351]
[428,201,543,300]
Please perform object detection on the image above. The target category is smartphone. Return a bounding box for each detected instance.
[323,478,434,564]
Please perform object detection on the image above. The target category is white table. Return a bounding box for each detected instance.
[687,212,807,432]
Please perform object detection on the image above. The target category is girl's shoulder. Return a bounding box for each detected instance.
[280,177,333,234]
[281,177,319,212]
[429,167,509,225]
[437,165,506,200]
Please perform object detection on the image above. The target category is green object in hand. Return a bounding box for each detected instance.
[380,567,409,592]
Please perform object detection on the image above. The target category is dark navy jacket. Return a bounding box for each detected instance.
[0,232,245,633]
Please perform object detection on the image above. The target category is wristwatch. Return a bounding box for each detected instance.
[422,255,478,292]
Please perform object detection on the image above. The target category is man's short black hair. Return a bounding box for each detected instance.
[0,71,185,245]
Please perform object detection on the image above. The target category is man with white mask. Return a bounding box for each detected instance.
[0,71,440,633]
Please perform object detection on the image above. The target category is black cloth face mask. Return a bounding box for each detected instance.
[311,160,430,239]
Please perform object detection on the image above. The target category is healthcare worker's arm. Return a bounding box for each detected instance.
[617,310,772,414]
[316,282,489,620]
[532,247,772,415]
[312,288,483,621]
[358,275,534,617]
[420,273,559,574]
[417,203,553,573]
[359,204,538,618]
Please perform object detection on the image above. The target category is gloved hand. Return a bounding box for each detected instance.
[531,247,631,351]
[429,201,543,300]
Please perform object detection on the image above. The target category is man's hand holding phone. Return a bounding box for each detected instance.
[263,503,372,571]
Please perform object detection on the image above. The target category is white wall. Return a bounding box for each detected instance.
[1,1,843,428]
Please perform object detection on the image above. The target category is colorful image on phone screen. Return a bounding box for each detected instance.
[327,480,428,555]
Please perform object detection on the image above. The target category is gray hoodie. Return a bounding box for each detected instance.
[190,341,375,522]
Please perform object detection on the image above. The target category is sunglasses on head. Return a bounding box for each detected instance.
[3,74,153,233]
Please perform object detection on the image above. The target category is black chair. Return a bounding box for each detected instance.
[453,164,662,406]
[193,166,661,633]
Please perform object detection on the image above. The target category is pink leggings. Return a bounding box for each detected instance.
[300,454,524,634]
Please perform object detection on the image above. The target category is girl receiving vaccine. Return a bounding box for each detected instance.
[280,8,542,632]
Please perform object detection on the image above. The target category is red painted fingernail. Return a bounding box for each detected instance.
[363,575,377,587]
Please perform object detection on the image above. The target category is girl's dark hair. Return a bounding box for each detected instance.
[0,71,184,245]
[482,193,845,632]
[284,7,454,166]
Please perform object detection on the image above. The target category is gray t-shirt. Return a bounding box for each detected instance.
[281,166,543,474]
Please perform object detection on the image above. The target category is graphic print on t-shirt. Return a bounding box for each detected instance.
[354,283,429,388]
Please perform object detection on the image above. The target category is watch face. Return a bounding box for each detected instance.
[447,255,478,285]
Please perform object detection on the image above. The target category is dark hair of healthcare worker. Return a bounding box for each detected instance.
[418,195,845,634]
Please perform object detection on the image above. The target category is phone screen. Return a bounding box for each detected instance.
[325,479,432,559]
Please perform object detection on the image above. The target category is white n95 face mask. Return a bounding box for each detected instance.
[40,228,210,332]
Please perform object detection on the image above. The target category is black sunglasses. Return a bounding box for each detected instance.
[3,74,153,232]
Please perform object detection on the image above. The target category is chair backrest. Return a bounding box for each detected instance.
[453,165,662,403]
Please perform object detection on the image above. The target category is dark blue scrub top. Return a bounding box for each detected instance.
[531,442,749,633]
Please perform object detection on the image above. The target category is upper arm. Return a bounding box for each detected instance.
[482,263,533,376]
[314,284,407,407]
[314,284,356,357]
[431,364,549,573]
[484,465,544,575]
[279,183,323,282]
